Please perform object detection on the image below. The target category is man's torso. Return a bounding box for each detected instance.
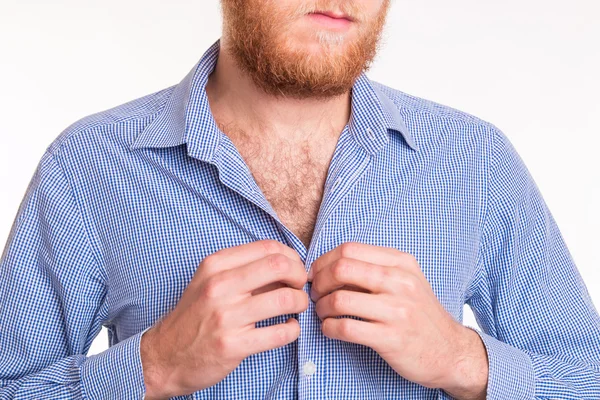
[36,77,489,400]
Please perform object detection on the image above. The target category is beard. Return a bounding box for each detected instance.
[219,0,391,100]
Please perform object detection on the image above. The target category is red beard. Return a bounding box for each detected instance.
[219,0,391,99]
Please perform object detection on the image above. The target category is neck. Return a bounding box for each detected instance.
[205,37,352,144]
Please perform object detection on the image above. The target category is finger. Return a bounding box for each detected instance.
[217,253,308,298]
[251,281,287,296]
[335,284,370,294]
[311,258,397,301]
[199,239,303,279]
[237,318,301,357]
[309,242,407,281]
[314,290,390,323]
[321,317,382,350]
[234,287,309,327]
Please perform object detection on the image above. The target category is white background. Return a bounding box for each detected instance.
[1,0,598,356]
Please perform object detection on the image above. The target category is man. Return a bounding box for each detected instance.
[1,0,599,399]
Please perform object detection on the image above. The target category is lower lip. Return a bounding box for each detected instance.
[307,13,353,30]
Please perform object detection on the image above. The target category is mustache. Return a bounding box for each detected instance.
[290,1,366,23]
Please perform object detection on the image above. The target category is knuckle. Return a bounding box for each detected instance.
[339,242,359,259]
[198,254,220,279]
[274,326,289,345]
[332,291,348,310]
[379,268,396,286]
[338,318,353,337]
[237,333,257,354]
[332,259,352,280]
[212,308,229,329]
[267,253,290,273]
[399,252,418,269]
[395,249,408,260]
[396,305,409,321]
[214,334,235,359]
[405,252,418,263]
[276,288,296,310]
[201,277,223,300]
[402,275,419,293]
[201,254,218,271]
[382,267,395,279]
[260,239,281,255]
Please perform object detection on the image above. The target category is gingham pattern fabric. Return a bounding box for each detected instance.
[1,37,599,400]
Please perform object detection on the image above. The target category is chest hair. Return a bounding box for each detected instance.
[221,123,335,247]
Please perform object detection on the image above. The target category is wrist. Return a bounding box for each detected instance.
[441,326,488,400]
[140,326,178,399]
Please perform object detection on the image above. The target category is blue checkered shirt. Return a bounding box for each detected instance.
[2,38,600,399]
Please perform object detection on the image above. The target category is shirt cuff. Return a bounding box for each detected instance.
[80,326,152,399]
[462,324,536,399]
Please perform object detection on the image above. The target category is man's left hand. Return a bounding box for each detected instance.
[308,242,488,400]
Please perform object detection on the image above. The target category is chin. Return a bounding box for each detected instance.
[314,30,350,47]
[285,31,350,54]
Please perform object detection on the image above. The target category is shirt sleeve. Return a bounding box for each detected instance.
[455,127,600,399]
[0,150,149,399]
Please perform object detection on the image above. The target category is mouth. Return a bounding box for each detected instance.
[309,10,355,22]
[306,10,354,30]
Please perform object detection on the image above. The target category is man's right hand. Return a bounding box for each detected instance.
[140,239,309,399]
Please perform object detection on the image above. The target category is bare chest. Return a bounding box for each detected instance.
[235,141,333,249]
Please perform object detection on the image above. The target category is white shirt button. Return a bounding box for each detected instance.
[303,360,317,376]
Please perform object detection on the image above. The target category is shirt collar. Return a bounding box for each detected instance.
[130,38,418,160]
